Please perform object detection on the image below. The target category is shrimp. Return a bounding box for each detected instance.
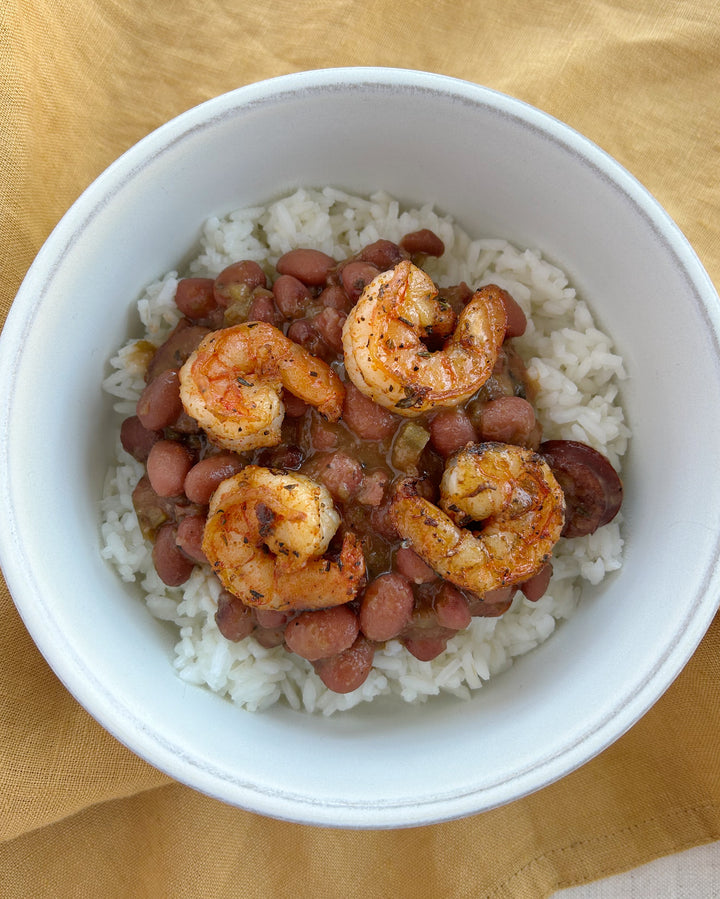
[179,322,345,453]
[202,466,365,611]
[341,261,507,416]
[389,443,565,596]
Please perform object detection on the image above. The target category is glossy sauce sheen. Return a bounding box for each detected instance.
[123,234,623,692]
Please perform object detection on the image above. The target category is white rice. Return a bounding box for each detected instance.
[100,187,630,715]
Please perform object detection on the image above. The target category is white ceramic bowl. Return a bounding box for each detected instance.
[2,68,720,828]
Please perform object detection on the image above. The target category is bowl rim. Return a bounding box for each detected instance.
[2,66,720,828]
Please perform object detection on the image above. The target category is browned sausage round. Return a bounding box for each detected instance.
[276,248,335,286]
[399,229,445,257]
[313,635,375,693]
[284,605,360,661]
[175,514,208,564]
[342,381,399,440]
[272,274,312,318]
[146,440,195,497]
[215,590,255,642]
[477,396,537,446]
[136,370,183,431]
[174,278,218,320]
[153,522,195,586]
[340,261,380,301]
[429,409,477,458]
[540,440,623,537]
[213,260,267,307]
[120,415,162,462]
[184,453,245,505]
[359,573,415,642]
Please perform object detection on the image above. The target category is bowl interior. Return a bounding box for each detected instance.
[3,69,720,827]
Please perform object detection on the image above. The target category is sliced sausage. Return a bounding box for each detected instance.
[540,439,623,538]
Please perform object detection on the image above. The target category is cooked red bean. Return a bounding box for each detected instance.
[434,583,472,630]
[498,288,527,338]
[393,546,437,584]
[146,440,195,497]
[311,307,346,353]
[400,228,445,257]
[520,562,553,601]
[403,635,449,662]
[281,390,309,418]
[309,416,341,451]
[174,278,218,320]
[305,452,363,502]
[477,396,537,446]
[359,573,415,642]
[131,475,175,539]
[284,605,360,661]
[276,248,335,286]
[120,415,162,462]
[340,261,380,301]
[356,469,389,506]
[313,635,375,693]
[153,522,195,586]
[272,274,312,318]
[136,370,183,431]
[213,260,267,307]
[342,381,399,440]
[359,239,407,270]
[319,284,352,311]
[145,321,210,382]
[540,439,623,537]
[429,409,477,458]
[215,590,255,642]
[465,586,516,617]
[175,514,208,563]
[256,443,305,470]
[254,609,293,628]
[184,453,245,505]
[254,626,287,648]
[286,318,328,358]
[247,289,281,325]
[438,282,474,313]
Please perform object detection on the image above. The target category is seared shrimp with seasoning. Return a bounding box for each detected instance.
[179,321,345,453]
[342,261,507,416]
[202,466,365,611]
[390,442,565,595]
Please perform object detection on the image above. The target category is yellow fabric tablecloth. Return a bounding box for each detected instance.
[2,1,719,895]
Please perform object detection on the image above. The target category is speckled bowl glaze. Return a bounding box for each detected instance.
[2,68,720,828]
